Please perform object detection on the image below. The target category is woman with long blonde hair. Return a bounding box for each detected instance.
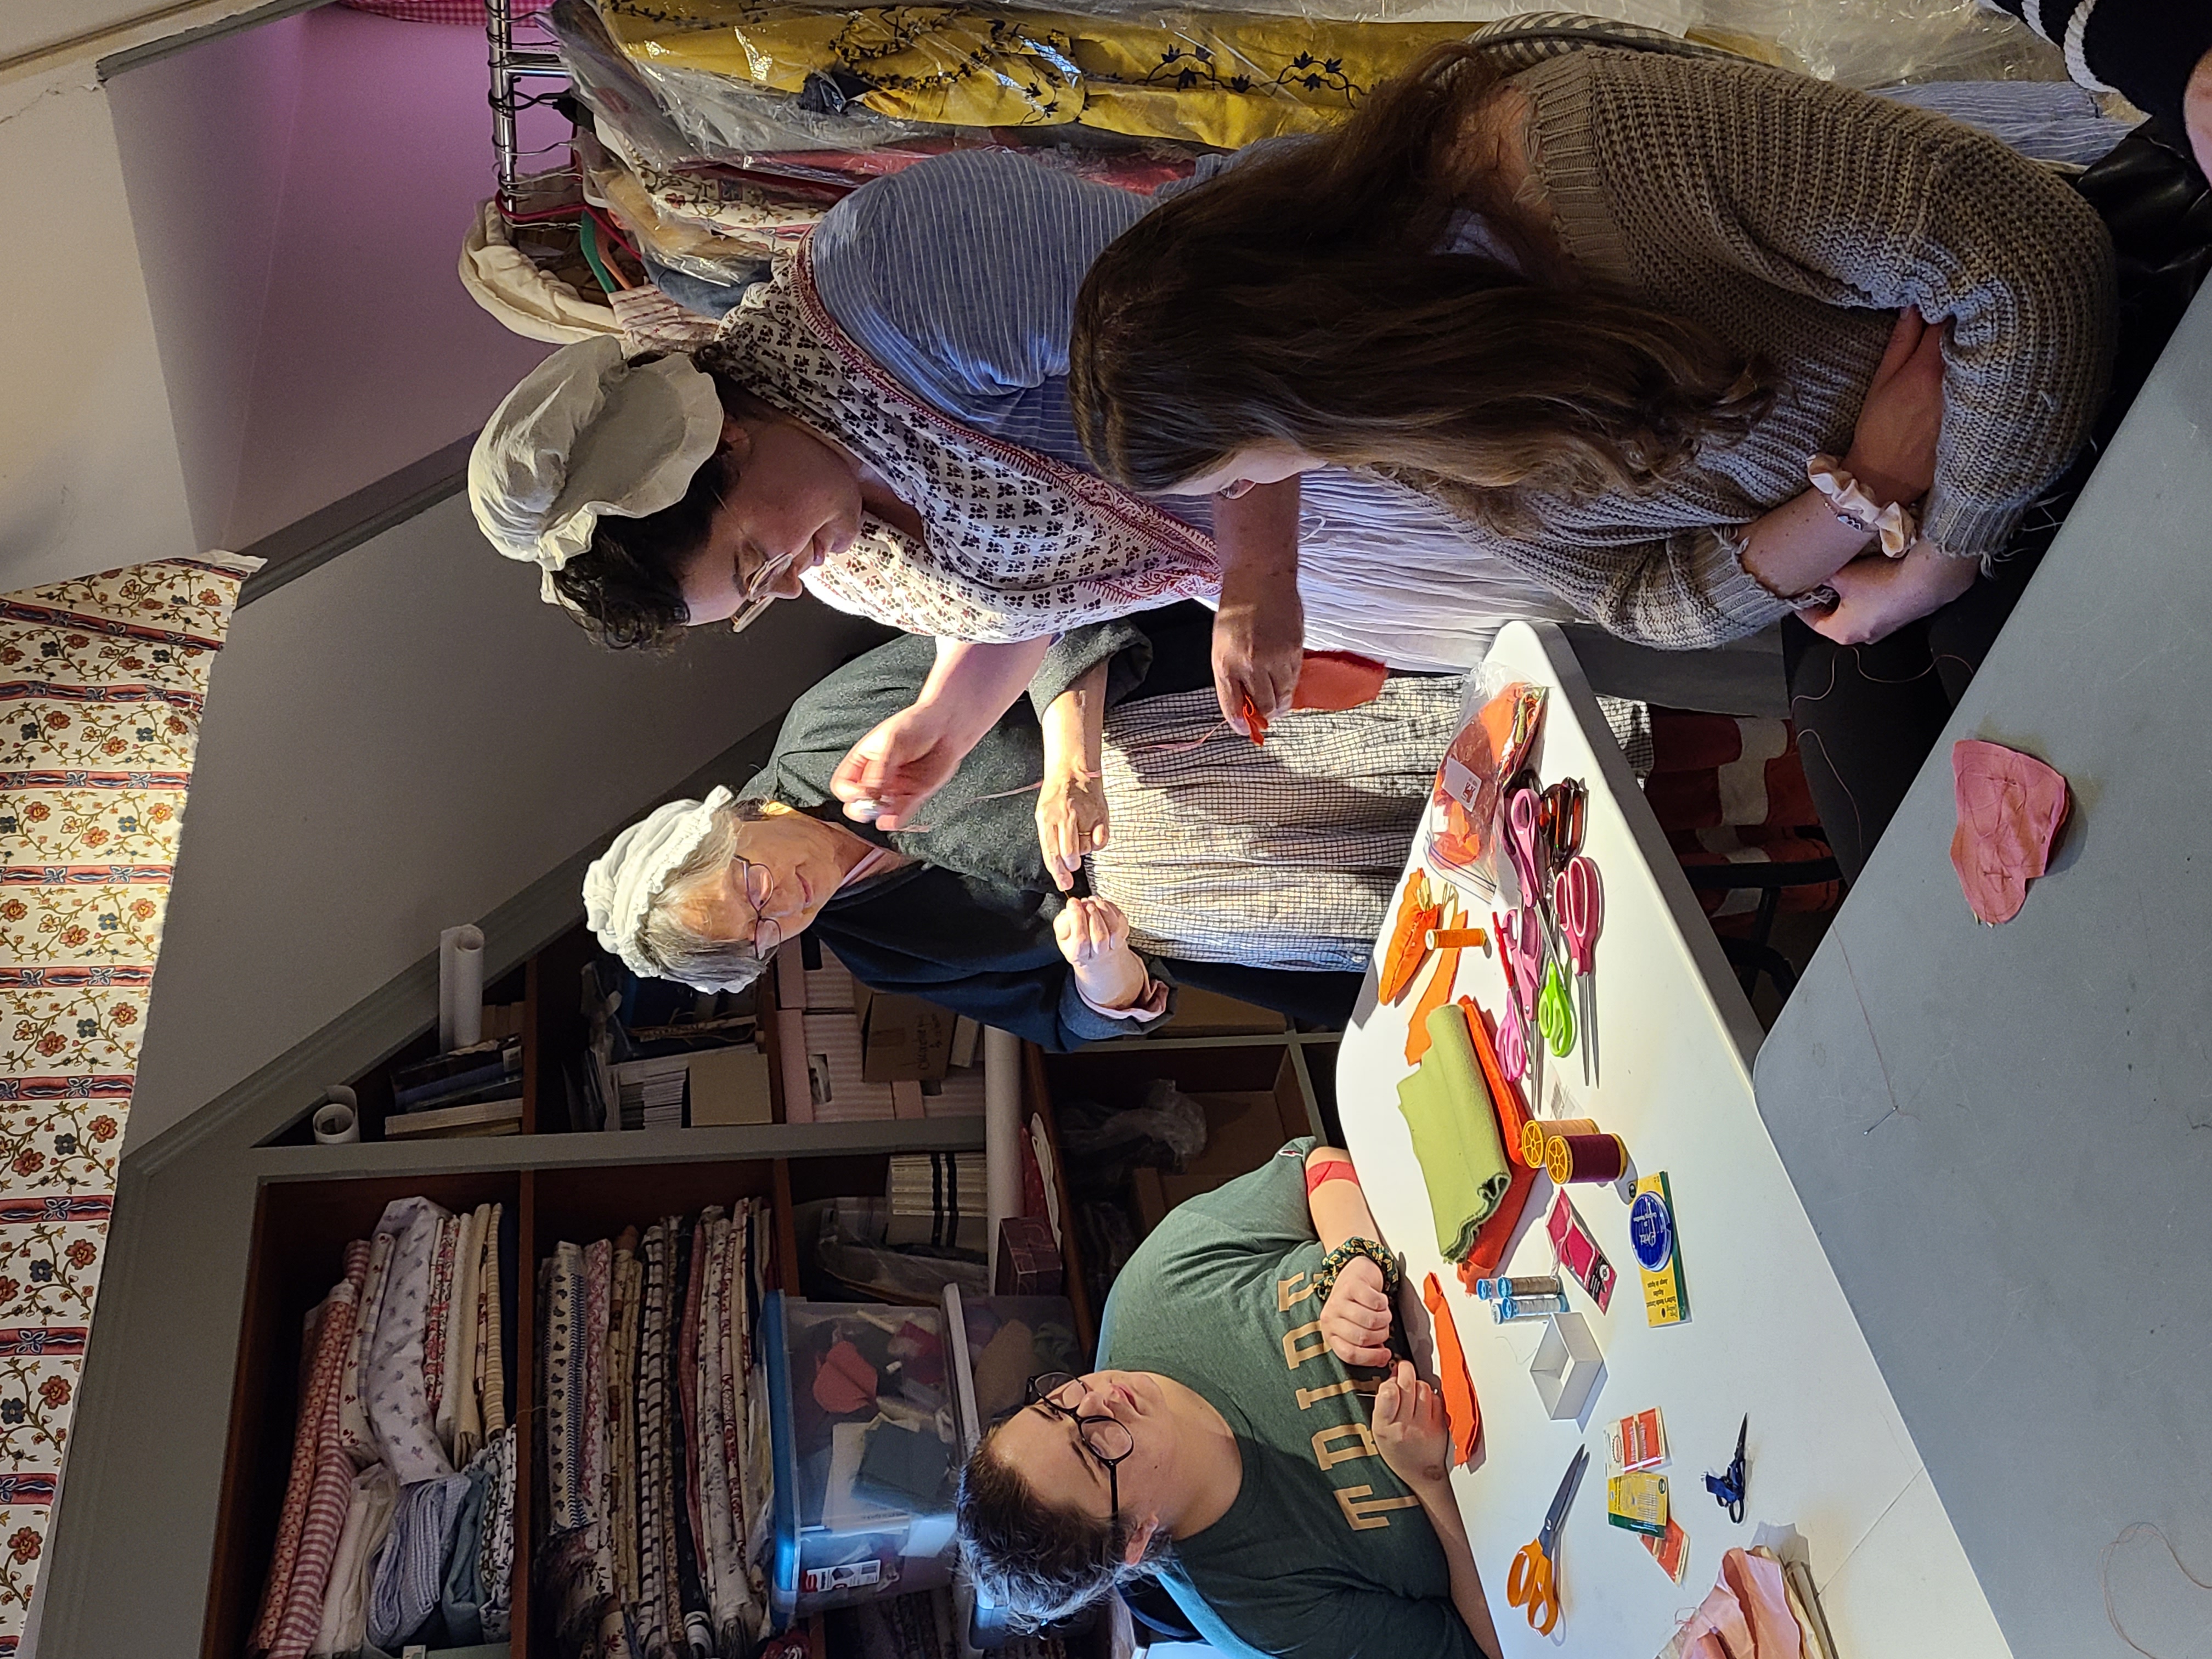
[1070,27,2158,875]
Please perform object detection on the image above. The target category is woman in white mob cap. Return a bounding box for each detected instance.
[467,148,1576,833]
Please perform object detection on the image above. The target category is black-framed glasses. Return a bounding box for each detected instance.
[732,854,781,958]
[1025,1372,1135,1542]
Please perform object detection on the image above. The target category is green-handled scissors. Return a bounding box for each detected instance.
[1505,1445,1588,1635]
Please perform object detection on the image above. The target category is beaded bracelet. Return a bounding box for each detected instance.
[1807,454,1918,558]
[1314,1235,1401,1300]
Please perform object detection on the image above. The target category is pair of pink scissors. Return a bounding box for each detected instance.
[1506,786,1547,907]
[1491,909,1536,1087]
[1552,856,1602,1084]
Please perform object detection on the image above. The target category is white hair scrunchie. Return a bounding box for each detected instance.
[582,786,740,986]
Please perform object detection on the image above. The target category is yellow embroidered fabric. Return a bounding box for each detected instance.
[592,2,1472,149]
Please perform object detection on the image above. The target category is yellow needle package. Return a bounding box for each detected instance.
[1606,1471,1669,1538]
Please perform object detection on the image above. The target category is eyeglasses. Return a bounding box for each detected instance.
[1025,1372,1136,1545]
[733,854,781,958]
[706,469,799,637]
[726,546,799,636]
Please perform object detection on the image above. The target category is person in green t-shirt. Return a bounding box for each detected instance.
[957,1136,1500,1659]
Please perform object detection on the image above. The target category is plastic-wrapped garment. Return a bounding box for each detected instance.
[582,133,827,284]
[588,0,1479,149]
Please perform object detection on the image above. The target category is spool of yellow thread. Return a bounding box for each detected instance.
[1520,1116,1601,1169]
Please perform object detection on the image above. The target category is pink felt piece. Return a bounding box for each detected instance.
[1661,1549,1804,1659]
[1949,739,2070,925]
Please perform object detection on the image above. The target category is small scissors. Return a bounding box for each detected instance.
[1553,856,1602,1085]
[1507,1444,1589,1636]
[1706,1414,1750,1524]
[1540,779,1587,873]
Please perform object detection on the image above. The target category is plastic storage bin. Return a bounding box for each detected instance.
[763,1294,960,1622]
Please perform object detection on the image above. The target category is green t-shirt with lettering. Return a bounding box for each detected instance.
[1098,1137,1484,1659]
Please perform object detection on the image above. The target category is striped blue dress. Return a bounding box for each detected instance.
[802,149,1577,670]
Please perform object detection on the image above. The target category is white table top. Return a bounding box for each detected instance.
[1333,622,2010,1659]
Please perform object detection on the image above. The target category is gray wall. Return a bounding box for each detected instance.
[127,494,879,1154]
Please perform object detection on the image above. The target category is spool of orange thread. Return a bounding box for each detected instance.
[1520,1116,1601,1169]
[1545,1132,1628,1185]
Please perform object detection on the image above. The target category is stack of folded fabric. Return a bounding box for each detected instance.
[1395,1003,1513,1265]
[535,1200,776,1659]
[247,1197,518,1659]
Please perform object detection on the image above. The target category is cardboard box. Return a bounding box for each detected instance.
[686,1043,774,1127]
[1163,986,1288,1037]
[802,1010,896,1121]
[861,994,955,1083]
[1154,1061,1310,1212]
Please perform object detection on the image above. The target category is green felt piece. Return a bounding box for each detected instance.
[1395,1003,1512,1261]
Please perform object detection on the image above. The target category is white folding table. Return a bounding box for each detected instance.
[1332,620,2008,1658]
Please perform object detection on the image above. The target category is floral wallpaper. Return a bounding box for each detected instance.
[0,557,250,1649]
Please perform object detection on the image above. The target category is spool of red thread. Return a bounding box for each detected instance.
[1545,1132,1628,1185]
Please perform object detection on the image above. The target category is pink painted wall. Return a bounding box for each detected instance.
[110,5,562,552]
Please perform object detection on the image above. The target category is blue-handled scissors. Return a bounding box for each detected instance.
[1706,1414,1750,1524]
[1506,1445,1589,1635]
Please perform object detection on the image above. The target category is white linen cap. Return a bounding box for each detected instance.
[583,786,746,988]
[468,337,725,601]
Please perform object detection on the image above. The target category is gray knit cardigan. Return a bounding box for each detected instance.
[1409,48,2117,650]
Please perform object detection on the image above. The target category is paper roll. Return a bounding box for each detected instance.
[313,1086,360,1146]
[983,1026,1023,1266]
[438,924,486,1052]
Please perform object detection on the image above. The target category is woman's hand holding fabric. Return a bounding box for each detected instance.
[1318,1254,1393,1369]
[1807,541,1978,645]
[1845,308,1946,509]
[1212,579,1305,736]
[1053,896,1149,1009]
[1373,1360,1452,1490]
[1037,764,1109,893]
[831,702,968,831]
[1209,476,1306,735]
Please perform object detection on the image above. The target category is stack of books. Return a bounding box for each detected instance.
[608,1055,689,1131]
[383,1039,524,1140]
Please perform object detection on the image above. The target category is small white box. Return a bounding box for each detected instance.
[1530,1312,1604,1420]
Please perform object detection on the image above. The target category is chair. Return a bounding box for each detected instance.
[1644,709,1844,1000]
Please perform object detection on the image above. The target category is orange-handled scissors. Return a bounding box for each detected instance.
[1506,1444,1588,1635]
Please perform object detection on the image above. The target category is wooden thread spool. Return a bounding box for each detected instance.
[1520,1116,1601,1169]
[1545,1132,1628,1185]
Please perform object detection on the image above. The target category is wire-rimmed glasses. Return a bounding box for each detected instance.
[1025,1372,1136,1543]
[733,854,781,958]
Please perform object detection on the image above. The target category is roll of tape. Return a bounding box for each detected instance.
[312,1086,360,1146]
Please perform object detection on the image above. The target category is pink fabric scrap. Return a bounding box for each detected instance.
[1660,1548,1803,1659]
[1949,738,2070,926]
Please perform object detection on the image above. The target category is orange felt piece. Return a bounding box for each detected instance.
[1381,872,1440,1005]
[1454,1003,1538,1283]
[1294,650,1389,712]
[1459,996,1532,1165]
[1403,916,1465,1066]
[1423,1272,1482,1465]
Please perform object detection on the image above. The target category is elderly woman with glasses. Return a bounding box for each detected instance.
[582,606,1463,1046]
[959,1138,1499,1659]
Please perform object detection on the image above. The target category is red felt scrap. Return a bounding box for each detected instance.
[1294,651,1390,712]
